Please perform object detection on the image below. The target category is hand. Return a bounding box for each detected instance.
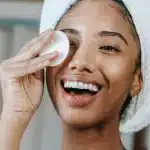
[0,29,58,118]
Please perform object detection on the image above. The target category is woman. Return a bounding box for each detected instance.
[0,0,149,149]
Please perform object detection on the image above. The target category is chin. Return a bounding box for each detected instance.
[54,98,107,129]
[60,112,102,129]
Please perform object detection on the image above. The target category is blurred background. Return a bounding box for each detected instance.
[0,0,149,150]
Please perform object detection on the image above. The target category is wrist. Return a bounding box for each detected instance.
[0,111,33,150]
[0,110,33,136]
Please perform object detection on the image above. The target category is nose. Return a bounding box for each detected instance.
[68,53,96,74]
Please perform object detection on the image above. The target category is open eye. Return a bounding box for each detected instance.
[99,45,120,52]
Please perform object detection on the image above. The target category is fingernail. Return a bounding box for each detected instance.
[41,28,53,36]
[44,59,50,64]
[44,31,55,42]
[52,50,59,56]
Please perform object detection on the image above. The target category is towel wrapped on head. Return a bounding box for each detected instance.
[40,0,150,133]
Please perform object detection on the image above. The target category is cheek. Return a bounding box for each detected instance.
[46,67,57,82]
[46,56,71,99]
[98,55,135,108]
[99,55,135,84]
[46,67,60,96]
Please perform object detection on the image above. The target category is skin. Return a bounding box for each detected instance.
[0,0,143,150]
[0,29,59,150]
[46,0,142,150]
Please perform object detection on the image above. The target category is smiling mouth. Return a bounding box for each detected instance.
[60,80,102,96]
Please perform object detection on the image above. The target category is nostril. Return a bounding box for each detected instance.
[84,68,93,73]
[68,60,78,70]
[70,65,77,70]
[68,60,95,73]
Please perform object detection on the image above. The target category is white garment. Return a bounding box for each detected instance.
[40,0,150,133]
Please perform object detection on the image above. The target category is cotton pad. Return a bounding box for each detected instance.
[40,30,69,67]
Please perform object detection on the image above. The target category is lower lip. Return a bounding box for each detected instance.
[61,86,101,107]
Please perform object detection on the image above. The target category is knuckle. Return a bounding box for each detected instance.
[20,40,33,53]
[1,59,8,66]
[0,60,9,73]
[25,36,40,49]
[0,65,8,81]
[25,59,31,66]
[24,60,31,72]
[31,51,38,57]
[25,41,33,49]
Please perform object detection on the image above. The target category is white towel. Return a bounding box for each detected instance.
[40,0,150,133]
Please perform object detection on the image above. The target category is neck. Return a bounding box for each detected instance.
[62,120,124,150]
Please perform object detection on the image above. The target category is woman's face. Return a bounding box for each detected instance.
[46,0,142,128]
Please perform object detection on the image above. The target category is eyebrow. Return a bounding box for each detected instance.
[60,29,128,45]
[60,28,79,35]
[98,31,128,45]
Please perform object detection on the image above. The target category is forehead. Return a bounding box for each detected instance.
[56,0,132,37]
[67,0,125,17]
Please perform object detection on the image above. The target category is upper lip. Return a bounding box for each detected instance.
[60,73,104,87]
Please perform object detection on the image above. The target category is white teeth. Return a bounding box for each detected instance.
[63,81,100,92]
[64,81,69,88]
[74,82,78,88]
[84,83,88,89]
[71,82,75,88]
[93,85,99,92]
[68,82,72,88]
[78,82,84,89]
[88,84,93,91]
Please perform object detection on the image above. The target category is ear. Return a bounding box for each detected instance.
[130,68,143,97]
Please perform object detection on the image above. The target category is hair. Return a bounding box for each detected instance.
[56,0,142,120]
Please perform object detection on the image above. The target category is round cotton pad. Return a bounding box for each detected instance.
[40,30,69,67]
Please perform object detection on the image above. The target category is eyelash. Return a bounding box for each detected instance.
[70,41,76,46]
[69,40,121,53]
[99,45,120,53]
[69,41,77,49]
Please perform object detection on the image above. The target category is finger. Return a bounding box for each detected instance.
[10,29,55,62]
[20,29,52,53]
[33,69,44,82]
[20,30,55,61]
[21,28,54,53]
[7,51,58,77]
[9,51,58,69]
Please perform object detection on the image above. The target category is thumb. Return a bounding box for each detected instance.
[33,69,44,84]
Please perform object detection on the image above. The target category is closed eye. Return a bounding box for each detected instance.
[99,45,120,52]
[69,40,78,49]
